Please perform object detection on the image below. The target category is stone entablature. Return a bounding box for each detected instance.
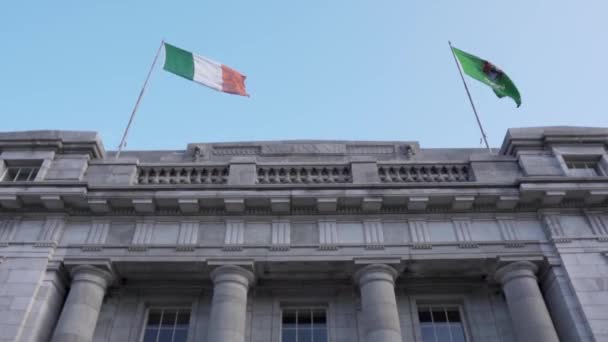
[1,127,608,342]
[0,126,606,216]
[2,211,608,252]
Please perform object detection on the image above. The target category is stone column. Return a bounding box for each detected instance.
[207,265,255,342]
[354,264,402,342]
[495,261,559,342]
[50,265,113,342]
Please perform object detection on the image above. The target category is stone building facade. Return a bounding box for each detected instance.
[0,127,607,342]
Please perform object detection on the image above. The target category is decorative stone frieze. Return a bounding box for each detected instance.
[541,214,571,243]
[212,146,261,156]
[361,197,382,212]
[0,194,22,209]
[317,198,338,212]
[40,195,64,210]
[224,219,245,250]
[177,220,199,250]
[497,216,524,247]
[129,220,154,251]
[347,145,395,155]
[88,199,111,213]
[363,220,384,249]
[132,198,155,213]
[83,219,109,251]
[452,218,477,248]
[407,197,429,211]
[35,216,65,247]
[270,220,290,250]
[270,198,290,213]
[585,212,608,236]
[177,198,199,213]
[318,220,338,250]
[0,217,19,246]
[409,219,431,249]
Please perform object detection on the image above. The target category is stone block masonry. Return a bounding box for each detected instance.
[0,126,607,342]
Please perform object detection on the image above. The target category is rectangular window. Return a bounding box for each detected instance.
[564,156,603,177]
[2,166,39,182]
[142,307,190,342]
[282,307,327,342]
[418,305,467,342]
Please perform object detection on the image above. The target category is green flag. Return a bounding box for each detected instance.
[452,47,521,107]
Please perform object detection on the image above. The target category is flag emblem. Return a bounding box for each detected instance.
[451,46,521,107]
[163,42,249,96]
[482,61,502,81]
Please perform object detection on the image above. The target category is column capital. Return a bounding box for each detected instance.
[211,265,255,288]
[495,261,539,285]
[69,265,114,290]
[354,263,399,288]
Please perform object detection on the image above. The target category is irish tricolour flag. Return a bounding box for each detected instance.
[163,42,249,96]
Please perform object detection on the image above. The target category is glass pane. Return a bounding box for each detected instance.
[299,329,312,342]
[446,310,461,323]
[176,311,190,329]
[418,309,432,323]
[281,329,296,342]
[312,328,327,342]
[157,328,173,342]
[298,310,312,325]
[173,329,188,342]
[312,310,326,325]
[432,310,447,322]
[161,310,177,327]
[147,310,162,326]
[15,169,29,181]
[435,325,450,342]
[142,328,158,342]
[421,326,436,342]
[27,169,38,181]
[451,325,466,342]
[283,310,297,330]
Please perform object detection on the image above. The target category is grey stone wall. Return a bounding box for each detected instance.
[1,126,608,341]
[0,256,50,342]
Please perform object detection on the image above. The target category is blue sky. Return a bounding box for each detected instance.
[1,1,607,150]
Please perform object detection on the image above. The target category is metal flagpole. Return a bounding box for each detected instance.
[448,41,491,151]
[115,39,165,159]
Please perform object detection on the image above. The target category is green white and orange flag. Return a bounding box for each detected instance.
[451,47,521,107]
[163,42,249,96]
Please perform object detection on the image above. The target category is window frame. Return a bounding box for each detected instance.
[562,155,604,176]
[139,306,193,342]
[411,297,472,342]
[280,306,329,342]
[0,160,43,182]
[416,304,469,342]
[553,146,608,178]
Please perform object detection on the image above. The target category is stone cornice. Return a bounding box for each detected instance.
[0,130,104,159]
[1,182,607,215]
[500,126,608,156]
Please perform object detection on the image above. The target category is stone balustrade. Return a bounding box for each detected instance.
[378,164,472,183]
[135,163,474,186]
[137,165,229,184]
[256,165,352,184]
